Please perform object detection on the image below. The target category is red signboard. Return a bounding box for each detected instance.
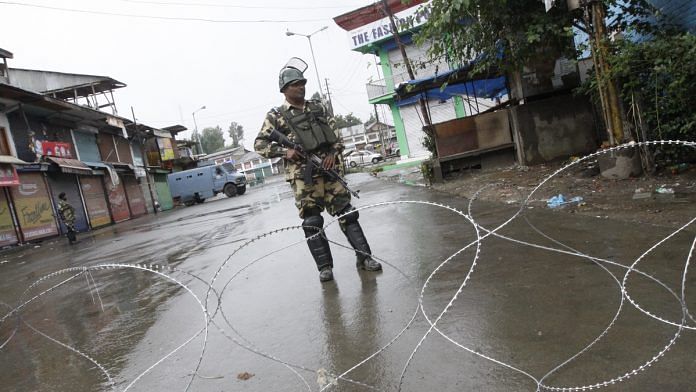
[0,164,19,186]
[39,141,74,159]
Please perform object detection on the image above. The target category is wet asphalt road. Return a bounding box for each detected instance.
[0,173,695,391]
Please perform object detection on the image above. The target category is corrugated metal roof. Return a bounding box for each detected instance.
[0,155,29,165]
[46,157,92,175]
[7,68,126,100]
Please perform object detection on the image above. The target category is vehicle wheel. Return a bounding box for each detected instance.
[371,157,380,164]
[349,161,357,168]
[224,183,237,197]
[236,185,246,195]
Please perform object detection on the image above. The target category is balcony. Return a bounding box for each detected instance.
[366,60,451,102]
[366,71,411,102]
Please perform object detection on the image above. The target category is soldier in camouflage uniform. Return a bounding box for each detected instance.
[255,59,382,282]
[57,192,78,245]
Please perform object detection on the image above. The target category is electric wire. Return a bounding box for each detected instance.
[0,0,328,23]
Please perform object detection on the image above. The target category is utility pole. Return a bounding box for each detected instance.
[131,106,158,214]
[324,78,334,116]
[380,0,433,131]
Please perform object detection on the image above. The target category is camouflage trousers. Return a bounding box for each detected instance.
[290,175,351,218]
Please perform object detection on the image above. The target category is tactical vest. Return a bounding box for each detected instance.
[280,101,337,152]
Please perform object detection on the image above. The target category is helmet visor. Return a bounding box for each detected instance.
[284,57,308,73]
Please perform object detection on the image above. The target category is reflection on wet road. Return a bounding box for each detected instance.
[1,143,696,392]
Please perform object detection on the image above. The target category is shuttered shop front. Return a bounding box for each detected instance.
[0,190,18,246]
[80,176,111,228]
[47,173,89,233]
[105,175,131,222]
[154,173,173,211]
[123,176,146,217]
[11,172,59,241]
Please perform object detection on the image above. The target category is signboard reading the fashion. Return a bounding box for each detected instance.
[347,1,431,50]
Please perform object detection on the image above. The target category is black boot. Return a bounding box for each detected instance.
[339,208,382,271]
[303,215,334,282]
[67,229,77,245]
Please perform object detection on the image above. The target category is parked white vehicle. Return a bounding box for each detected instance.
[344,150,384,167]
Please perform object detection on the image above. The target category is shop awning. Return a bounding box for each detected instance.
[84,161,120,186]
[394,47,507,106]
[111,162,134,171]
[46,157,92,175]
[395,76,508,107]
[0,155,30,165]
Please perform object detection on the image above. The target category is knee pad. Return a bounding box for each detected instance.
[338,205,359,225]
[303,214,324,237]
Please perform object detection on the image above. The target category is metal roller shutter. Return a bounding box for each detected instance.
[0,189,18,246]
[154,174,173,211]
[11,172,59,241]
[104,174,131,223]
[80,176,111,228]
[47,173,89,233]
[123,176,147,217]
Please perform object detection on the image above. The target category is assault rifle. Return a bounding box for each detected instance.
[268,129,360,198]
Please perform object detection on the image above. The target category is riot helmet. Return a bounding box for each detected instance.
[278,57,308,92]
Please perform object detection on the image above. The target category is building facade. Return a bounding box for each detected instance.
[0,48,183,245]
[334,0,475,160]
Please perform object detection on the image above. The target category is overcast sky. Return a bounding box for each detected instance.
[1,0,388,150]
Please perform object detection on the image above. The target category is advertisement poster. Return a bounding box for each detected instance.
[11,173,58,241]
[157,137,175,161]
[0,191,18,246]
[80,177,111,228]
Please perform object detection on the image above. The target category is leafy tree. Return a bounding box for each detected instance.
[228,122,244,148]
[334,113,363,129]
[417,0,661,145]
[200,126,225,154]
[417,0,654,76]
[610,32,696,148]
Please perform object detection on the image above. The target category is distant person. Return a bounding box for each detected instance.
[254,58,382,282]
[57,192,78,245]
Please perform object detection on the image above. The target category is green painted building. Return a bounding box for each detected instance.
[333,0,471,161]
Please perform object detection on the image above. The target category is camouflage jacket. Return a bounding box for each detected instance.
[57,200,75,225]
[255,99,344,181]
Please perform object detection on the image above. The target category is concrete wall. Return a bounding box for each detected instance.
[511,94,599,165]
